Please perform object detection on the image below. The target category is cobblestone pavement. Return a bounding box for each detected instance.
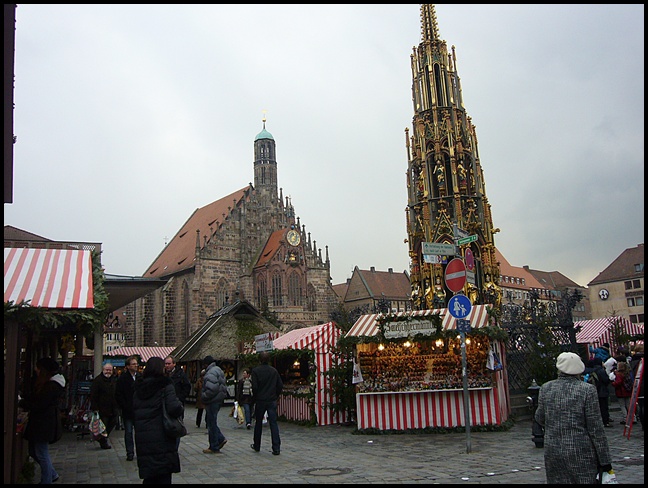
[42,404,643,484]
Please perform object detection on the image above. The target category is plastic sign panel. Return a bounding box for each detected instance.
[448,294,472,319]
[445,258,467,293]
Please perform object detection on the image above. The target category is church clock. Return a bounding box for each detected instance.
[287,229,301,247]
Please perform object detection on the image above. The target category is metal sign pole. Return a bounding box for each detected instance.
[460,331,472,453]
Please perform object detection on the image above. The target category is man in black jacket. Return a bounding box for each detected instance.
[164,356,191,449]
[90,362,119,449]
[250,352,283,455]
[115,355,141,461]
[164,356,191,405]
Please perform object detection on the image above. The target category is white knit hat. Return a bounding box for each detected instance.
[556,352,585,375]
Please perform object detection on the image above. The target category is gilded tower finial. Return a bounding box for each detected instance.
[420,4,440,44]
[262,109,267,128]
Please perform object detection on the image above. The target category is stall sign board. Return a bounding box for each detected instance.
[383,319,439,339]
[448,294,472,319]
[255,333,275,352]
[445,258,467,293]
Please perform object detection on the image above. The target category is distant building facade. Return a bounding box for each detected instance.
[336,266,412,313]
[588,243,644,324]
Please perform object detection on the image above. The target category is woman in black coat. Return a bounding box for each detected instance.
[133,356,184,484]
[21,357,66,484]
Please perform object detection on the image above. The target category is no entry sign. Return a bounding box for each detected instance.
[445,258,467,293]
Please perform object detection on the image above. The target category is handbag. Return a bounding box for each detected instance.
[162,391,187,439]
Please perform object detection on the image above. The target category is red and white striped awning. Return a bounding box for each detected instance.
[575,317,644,348]
[105,346,177,362]
[346,305,492,338]
[4,247,94,309]
[273,322,341,352]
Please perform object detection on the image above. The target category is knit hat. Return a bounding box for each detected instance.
[556,352,585,375]
[601,343,610,349]
[37,357,60,374]
[202,355,214,366]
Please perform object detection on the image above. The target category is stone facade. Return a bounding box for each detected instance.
[124,122,339,347]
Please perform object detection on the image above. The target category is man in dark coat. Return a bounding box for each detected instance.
[164,356,191,405]
[250,351,283,455]
[133,356,184,484]
[115,355,141,461]
[200,356,229,454]
[90,362,119,449]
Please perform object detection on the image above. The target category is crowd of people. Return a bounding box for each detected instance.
[21,342,641,484]
[20,352,284,484]
[535,343,644,484]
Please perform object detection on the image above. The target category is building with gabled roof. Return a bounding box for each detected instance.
[124,121,339,347]
[339,266,411,313]
[588,243,644,325]
[523,266,590,321]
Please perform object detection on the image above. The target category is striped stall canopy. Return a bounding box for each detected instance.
[356,388,501,430]
[273,322,344,426]
[4,247,94,309]
[575,317,644,349]
[105,346,177,363]
[346,305,492,338]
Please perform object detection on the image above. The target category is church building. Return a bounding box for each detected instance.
[124,119,339,347]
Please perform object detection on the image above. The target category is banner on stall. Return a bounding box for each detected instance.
[382,319,438,338]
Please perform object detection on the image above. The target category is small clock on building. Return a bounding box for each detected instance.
[287,229,301,247]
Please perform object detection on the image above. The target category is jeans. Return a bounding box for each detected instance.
[253,400,280,453]
[205,401,226,451]
[29,440,58,484]
[242,403,252,426]
[123,417,134,457]
[196,408,204,427]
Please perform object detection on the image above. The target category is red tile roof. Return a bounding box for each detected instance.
[495,248,545,290]
[254,229,286,268]
[144,186,250,277]
[355,267,411,300]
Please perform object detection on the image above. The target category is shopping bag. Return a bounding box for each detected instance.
[89,411,107,440]
[233,401,239,419]
[600,471,618,484]
[236,404,245,425]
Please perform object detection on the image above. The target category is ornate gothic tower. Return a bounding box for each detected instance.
[406,4,501,310]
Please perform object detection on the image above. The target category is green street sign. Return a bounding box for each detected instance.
[457,234,478,245]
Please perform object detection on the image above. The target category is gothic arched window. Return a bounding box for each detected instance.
[272,272,283,307]
[288,272,302,306]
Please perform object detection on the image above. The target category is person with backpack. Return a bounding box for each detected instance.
[584,357,612,427]
[589,342,611,362]
[611,361,633,425]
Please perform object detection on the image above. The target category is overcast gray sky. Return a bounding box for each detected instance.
[5,4,644,288]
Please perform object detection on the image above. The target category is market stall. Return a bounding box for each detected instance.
[346,306,509,431]
[575,316,644,352]
[272,321,345,426]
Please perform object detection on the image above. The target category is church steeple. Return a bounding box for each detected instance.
[406,4,501,311]
[253,113,278,206]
